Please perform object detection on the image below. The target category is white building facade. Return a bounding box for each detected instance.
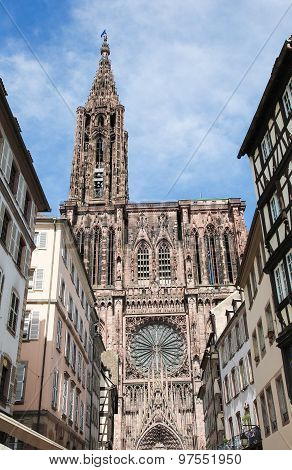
[0,79,49,417]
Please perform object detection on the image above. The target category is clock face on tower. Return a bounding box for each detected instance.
[130,323,185,374]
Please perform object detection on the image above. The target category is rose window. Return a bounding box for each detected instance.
[130,323,185,373]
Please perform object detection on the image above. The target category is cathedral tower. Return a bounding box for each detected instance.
[69,34,128,206]
[61,35,248,450]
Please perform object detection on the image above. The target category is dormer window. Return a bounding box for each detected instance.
[282,77,292,118]
[261,131,272,161]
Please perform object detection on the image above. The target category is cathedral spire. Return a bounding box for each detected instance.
[88,33,119,106]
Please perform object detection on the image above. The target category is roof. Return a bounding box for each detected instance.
[237,36,292,158]
[0,78,50,212]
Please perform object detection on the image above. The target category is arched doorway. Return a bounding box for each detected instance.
[136,423,183,450]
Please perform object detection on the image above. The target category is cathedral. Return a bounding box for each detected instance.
[60,34,247,450]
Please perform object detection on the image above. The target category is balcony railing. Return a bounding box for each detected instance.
[218,426,262,450]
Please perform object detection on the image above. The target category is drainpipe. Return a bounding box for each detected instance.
[37,218,57,432]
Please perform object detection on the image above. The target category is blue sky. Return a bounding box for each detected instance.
[0,0,291,227]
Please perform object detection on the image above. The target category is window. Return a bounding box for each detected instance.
[34,232,47,249]
[276,375,289,425]
[286,250,292,289]
[65,331,71,363]
[15,363,26,402]
[224,376,230,403]
[74,392,79,427]
[0,138,12,181]
[22,311,40,340]
[265,302,275,341]
[236,411,241,434]
[68,295,73,320]
[224,231,233,283]
[250,267,257,296]
[60,279,66,305]
[107,228,115,286]
[51,369,59,409]
[239,358,247,389]
[71,342,77,371]
[274,260,288,303]
[243,313,249,340]
[77,352,82,381]
[7,291,19,333]
[62,376,69,415]
[158,241,171,284]
[0,358,12,402]
[231,368,239,396]
[257,319,266,358]
[9,161,19,195]
[260,393,270,437]
[34,268,44,290]
[79,319,83,341]
[96,136,103,166]
[247,351,254,383]
[23,191,32,223]
[270,193,281,223]
[266,385,277,432]
[16,236,25,269]
[56,318,62,351]
[69,385,75,421]
[261,131,272,161]
[80,401,84,432]
[246,278,252,307]
[256,248,263,280]
[137,241,150,281]
[77,230,85,260]
[205,227,219,284]
[282,77,292,118]
[74,307,79,331]
[0,267,4,307]
[62,243,68,267]
[252,330,259,364]
[1,209,11,248]
[194,232,202,284]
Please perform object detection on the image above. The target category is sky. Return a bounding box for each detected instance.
[0,0,291,228]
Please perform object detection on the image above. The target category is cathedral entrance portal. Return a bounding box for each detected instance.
[137,423,183,450]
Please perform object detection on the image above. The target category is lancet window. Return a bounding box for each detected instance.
[224,230,234,283]
[205,225,219,285]
[194,231,202,284]
[91,227,102,286]
[137,241,150,281]
[107,228,115,286]
[158,241,171,284]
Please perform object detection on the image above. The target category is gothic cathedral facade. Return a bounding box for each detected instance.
[60,35,247,450]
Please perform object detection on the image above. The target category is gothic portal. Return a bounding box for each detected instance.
[60,35,247,450]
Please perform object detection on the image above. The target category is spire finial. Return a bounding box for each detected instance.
[100,30,110,59]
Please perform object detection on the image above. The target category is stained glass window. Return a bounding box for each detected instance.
[130,323,185,373]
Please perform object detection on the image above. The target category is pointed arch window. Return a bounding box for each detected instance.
[137,241,150,281]
[91,228,102,286]
[158,241,171,284]
[96,137,103,167]
[107,228,115,286]
[224,230,233,283]
[76,231,85,260]
[205,226,219,285]
[194,231,202,284]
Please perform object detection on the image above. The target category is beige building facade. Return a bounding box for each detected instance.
[60,35,248,449]
[237,211,292,449]
[14,218,99,449]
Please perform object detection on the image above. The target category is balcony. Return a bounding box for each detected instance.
[218,426,262,450]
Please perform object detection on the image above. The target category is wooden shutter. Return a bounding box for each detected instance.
[0,194,5,235]
[39,232,47,249]
[23,246,31,278]
[15,363,26,402]
[9,222,19,261]
[29,311,40,340]
[8,365,16,404]
[16,173,27,211]
[34,269,44,290]
[29,200,36,230]
[0,140,12,181]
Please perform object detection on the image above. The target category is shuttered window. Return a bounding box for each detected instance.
[15,363,26,402]
[56,318,62,351]
[61,376,68,415]
[9,222,19,261]
[16,174,27,211]
[0,139,13,181]
[51,368,59,409]
[34,268,44,290]
[80,401,84,432]
[7,291,20,333]
[34,232,47,249]
[29,311,40,340]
